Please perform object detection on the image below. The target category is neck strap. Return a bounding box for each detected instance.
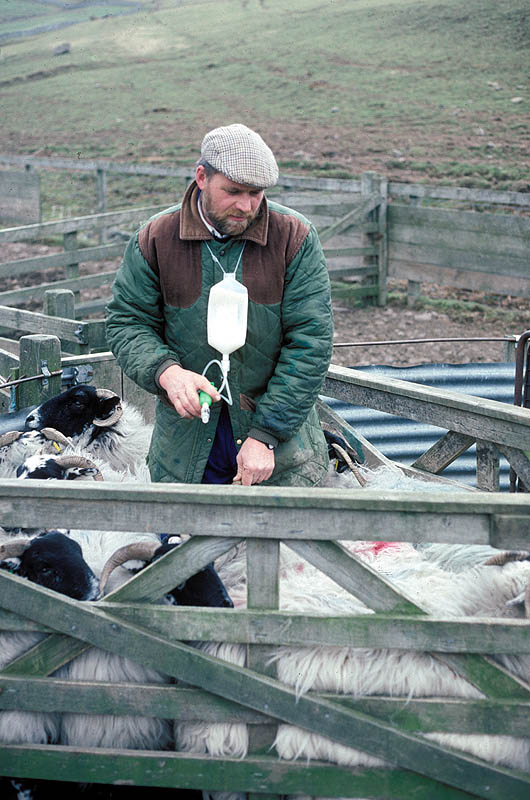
[204,241,246,277]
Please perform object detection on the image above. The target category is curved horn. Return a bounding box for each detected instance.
[99,540,160,595]
[331,443,367,487]
[483,551,530,566]
[0,537,33,559]
[53,455,104,481]
[40,428,73,448]
[94,389,123,427]
[0,431,24,448]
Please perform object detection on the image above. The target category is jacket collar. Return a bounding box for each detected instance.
[179,181,269,246]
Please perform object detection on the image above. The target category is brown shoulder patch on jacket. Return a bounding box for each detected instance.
[138,211,202,308]
[243,210,310,305]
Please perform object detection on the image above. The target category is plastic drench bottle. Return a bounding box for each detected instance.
[207,273,248,356]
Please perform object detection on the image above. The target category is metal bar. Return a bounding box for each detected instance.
[334,336,515,348]
[0,369,63,390]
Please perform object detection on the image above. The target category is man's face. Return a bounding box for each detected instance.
[196,165,264,236]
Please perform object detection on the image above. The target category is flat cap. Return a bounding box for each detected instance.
[200,123,279,189]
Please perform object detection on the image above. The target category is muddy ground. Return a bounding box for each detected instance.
[331,280,529,369]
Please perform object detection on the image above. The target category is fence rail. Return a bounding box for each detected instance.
[1,157,529,318]
[0,176,387,318]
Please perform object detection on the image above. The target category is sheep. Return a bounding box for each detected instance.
[0,531,230,794]
[0,530,100,601]
[173,545,530,779]
[271,551,530,772]
[0,531,100,800]
[15,450,151,484]
[0,442,173,759]
[24,384,152,474]
[6,448,234,762]
[10,402,525,792]
[0,531,209,800]
[0,428,73,479]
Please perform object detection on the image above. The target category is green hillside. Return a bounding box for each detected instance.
[1,0,528,189]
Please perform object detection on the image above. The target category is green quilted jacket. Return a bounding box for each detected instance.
[105,182,334,485]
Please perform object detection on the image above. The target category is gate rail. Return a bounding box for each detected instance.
[0,480,529,799]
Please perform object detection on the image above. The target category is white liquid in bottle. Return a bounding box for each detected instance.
[207,273,248,355]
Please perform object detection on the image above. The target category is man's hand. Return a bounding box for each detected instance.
[234,437,275,486]
[159,364,220,419]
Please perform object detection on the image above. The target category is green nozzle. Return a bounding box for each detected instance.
[199,390,213,408]
[199,382,217,424]
[199,381,216,408]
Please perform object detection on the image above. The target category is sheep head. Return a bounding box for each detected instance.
[16,453,104,481]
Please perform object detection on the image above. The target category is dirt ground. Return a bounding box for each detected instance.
[331,280,530,369]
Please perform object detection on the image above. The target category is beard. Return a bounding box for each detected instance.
[200,189,258,237]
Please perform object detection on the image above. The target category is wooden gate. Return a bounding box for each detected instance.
[0,461,529,798]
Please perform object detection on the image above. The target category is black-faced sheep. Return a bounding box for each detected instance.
[0,531,99,799]
[24,384,152,474]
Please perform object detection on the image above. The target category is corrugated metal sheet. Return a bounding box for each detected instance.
[323,362,516,490]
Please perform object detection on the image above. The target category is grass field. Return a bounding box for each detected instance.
[1,0,528,202]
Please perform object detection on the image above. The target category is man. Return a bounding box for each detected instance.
[106,123,334,487]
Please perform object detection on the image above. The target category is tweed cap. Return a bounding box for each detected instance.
[200,123,279,189]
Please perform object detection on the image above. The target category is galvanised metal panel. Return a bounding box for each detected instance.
[323,362,516,490]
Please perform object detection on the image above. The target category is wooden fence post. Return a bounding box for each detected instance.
[377,175,388,307]
[17,334,62,409]
[407,194,422,307]
[44,288,75,320]
[44,288,86,356]
[96,168,107,244]
[63,230,80,306]
[361,172,387,306]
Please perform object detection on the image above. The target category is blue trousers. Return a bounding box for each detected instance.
[201,402,238,485]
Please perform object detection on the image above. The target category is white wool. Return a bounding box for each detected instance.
[74,400,152,474]
[175,642,248,758]
[425,732,530,771]
[202,793,246,800]
[271,645,482,700]
[56,526,170,752]
[0,632,60,746]
[360,464,469,493]
[274,724,388,768]
[184,552,530,773]
[320,462,469,493]
[215,540,404,614]
[415,542,500,571]
[57,647,171,750]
